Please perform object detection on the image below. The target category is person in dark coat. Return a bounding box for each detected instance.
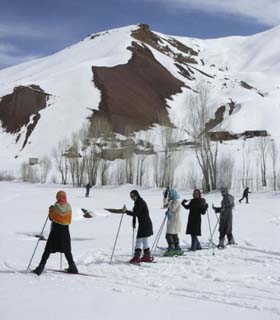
[33,191,78,275]
[181,189,208,251]
[123,190,154,263]
[85,183,92,197]
[212,188,235,248]
[239,187,251,204]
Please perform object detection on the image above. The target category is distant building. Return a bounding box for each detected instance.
[29,158,39,165]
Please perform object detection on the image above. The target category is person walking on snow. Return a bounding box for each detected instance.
[33,191,78,275]
[85,183,92,198]
[239,187,251,204]
[164,188,182,256]
[212,188,235,249]
[122,190,154,263]
[181,189,208,251]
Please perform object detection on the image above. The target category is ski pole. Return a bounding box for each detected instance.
[110,214,125,264]
[206,208,215,256]
[132,216,136,255]
[60,253,63,270]
[210,212,220,240]
[26,214,49,271]
[151,215,167,254]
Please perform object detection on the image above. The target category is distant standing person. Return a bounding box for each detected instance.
[85,183,92,198]
[239,187,251,204]
[122,190,154,263]
[164,188,182,256]
[181,189,208,251]
[33,191,78,275]
[212,188,235,249]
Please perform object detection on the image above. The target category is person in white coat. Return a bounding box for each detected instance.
[164,188,182,256]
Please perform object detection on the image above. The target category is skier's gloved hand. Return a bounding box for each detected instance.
[122,205,127,213]
[181,199,188,204]
[212,204,219,213]
[205,203,209,209]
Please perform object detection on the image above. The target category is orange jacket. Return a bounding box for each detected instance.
[49,204,72,225]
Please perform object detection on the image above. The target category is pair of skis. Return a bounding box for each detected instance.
[2,262,101,278]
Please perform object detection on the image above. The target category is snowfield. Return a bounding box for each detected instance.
[1,181,280,319]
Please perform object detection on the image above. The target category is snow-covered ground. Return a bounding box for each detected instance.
[1,181,280,319]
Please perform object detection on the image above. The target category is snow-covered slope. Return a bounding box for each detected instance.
[1,23,280,172]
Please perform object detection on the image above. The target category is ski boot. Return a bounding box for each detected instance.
[164,245,176,257]
[173,244,183,256]
[129,249,142,264]
[66,263,78,274]
[140,248,154,263]
[33,263,45,276]
[217,238,225,249]
[227,235,235,245]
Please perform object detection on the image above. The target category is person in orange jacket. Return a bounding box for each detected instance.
[33,191,78,275]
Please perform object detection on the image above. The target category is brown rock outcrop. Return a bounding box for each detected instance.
[91,42,185,134]
[0,85,49,148]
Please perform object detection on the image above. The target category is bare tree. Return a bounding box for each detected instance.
[269,140,278,191]
[217,155,234,190]
[85,118,113,185]
[67,131,87,187]
[151,125,183,188]
[39,156,52,184]
[112,160,127,185]
[255,137,269,187]
[185,83,218,192]
[241,141,252,189]
[186,163,200,190]
[135,154,147,186]
[20,162,40,183]
[125,143,136,184]
[99,159,111,185]
[52,139,69,185]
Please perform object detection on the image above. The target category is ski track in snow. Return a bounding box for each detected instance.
[5,243,274,315]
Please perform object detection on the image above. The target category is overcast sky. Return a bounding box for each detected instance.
[0,0,279,69]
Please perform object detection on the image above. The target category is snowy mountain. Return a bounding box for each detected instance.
[1,23,280,171]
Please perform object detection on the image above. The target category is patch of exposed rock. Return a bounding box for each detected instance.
[240,81,264,97]
[91,42,185,134]
[0,85,49,149]
[131,23,198,65]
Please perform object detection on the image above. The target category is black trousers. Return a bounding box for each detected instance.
[239,195,248,203]
[39,248,75,266]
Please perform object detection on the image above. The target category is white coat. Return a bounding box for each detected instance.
[166,199,181,234]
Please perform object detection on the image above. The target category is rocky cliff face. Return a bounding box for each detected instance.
[91,42,184,134]
[0,85,49,149]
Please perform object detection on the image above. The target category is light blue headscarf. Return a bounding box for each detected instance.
[169,188,180,201]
